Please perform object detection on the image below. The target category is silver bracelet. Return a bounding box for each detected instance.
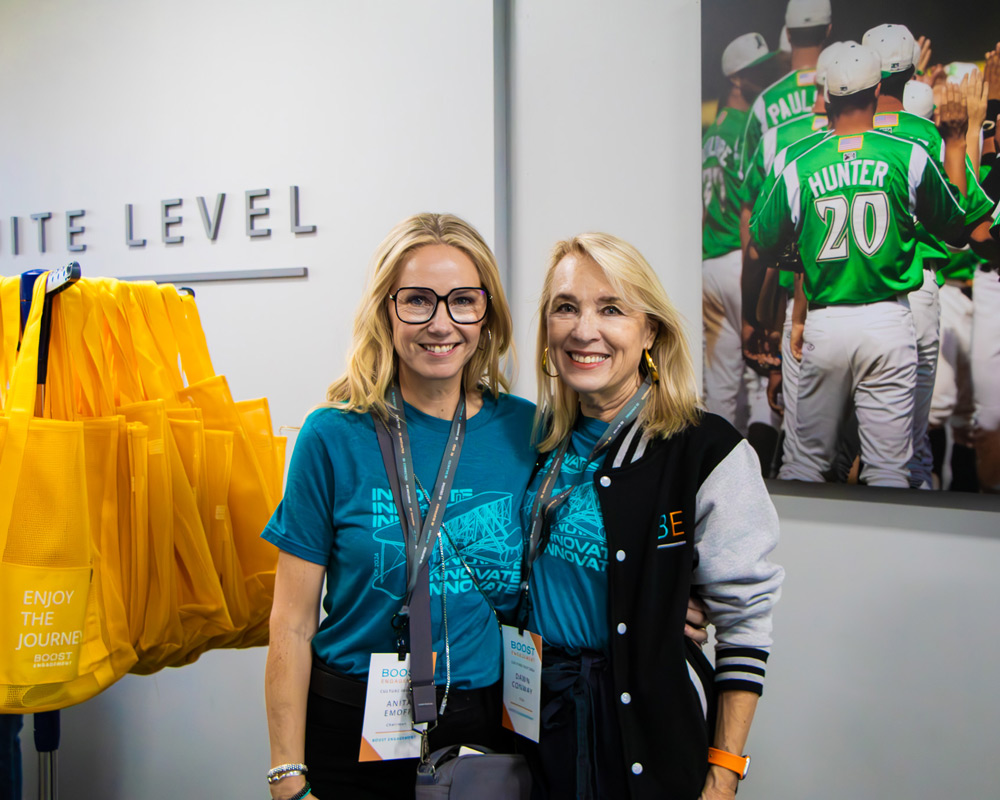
[267,763,308,785]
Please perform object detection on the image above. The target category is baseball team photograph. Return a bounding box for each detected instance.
[701,0,1000,493]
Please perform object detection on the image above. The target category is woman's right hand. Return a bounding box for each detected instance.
[684,594,710,646]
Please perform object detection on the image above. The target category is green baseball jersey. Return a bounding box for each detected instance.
[751,131,965,305]
[744,118,830,293]
[740,68,817,179]
[702,107,749,259]
[743,114,829,209]
[940,247,984,282]
[873,110,994,226]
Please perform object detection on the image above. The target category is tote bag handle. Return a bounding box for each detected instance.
[0,273,49,553]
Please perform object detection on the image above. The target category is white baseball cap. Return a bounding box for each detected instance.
[786,0,831,28]
[862,24,915,76]
[722,32,773,76]
[825,43,882,98]
[779,26,791,54]
[903,81,934,119]
[815,41,856,88]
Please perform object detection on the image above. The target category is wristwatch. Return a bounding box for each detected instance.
[708,747,751,779]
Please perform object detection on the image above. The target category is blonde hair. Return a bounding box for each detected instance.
[534,232,701,451]
[326,213,513,418]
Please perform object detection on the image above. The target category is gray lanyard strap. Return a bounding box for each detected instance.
[520,380,652,601]
[373,384,467,724]
[384,383,467,599]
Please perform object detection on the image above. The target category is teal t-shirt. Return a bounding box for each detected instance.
[262,392,537,688]
[525,415,610,653]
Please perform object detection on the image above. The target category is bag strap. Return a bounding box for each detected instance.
[132,281,185,393]
[94,278,144,405]
[0,273,50,555]
[0,276,21,410]
[372,412,437,724]
[161,285,215,384]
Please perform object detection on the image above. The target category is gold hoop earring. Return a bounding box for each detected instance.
[541,347,559,378]
[643,348,660,383]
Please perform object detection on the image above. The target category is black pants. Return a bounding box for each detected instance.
[305,678,514,799]
[521,648,629,800]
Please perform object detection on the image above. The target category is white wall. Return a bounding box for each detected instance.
[751,490,1000,799]
[6,1,1000,799]
[508,0,704,401]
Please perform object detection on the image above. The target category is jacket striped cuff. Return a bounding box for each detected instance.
[715,646,768,696]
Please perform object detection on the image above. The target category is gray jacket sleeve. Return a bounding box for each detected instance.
[692,439,783,693]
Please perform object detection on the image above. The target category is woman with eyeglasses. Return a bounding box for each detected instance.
[262,213,537,800]
[521,233,783,800]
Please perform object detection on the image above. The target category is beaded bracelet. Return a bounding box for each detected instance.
[278,783,311,800]
[267,763,308,785]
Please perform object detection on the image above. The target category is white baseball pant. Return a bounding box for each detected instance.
[779,297,917,488]
[906,269,940,489]
[703,249,777,434]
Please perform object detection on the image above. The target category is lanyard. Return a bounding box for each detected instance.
[383,382,467,600]
[520,378,651,596]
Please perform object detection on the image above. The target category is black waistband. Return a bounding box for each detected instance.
[310,656,368,707]
[309,655,499,711]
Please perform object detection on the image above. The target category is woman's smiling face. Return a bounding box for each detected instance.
[546,253,655,420]
[389,243,483,394]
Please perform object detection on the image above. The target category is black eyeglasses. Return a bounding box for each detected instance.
[388,287,490,324]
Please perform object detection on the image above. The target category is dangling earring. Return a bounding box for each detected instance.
[643,348,660,383]
[477,328,492,352]
[541,347,559,378]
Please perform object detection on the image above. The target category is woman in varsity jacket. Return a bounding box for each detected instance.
[521,232,783,800]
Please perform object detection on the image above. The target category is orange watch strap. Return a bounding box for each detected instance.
[707,747,750,779]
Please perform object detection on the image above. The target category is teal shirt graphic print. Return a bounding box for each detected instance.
[526,414,612,652]
[262,393,536,689]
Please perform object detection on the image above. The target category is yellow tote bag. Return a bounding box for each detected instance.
[0,275,106,712]
[164,284,281,642]
[177,428,255,658]
[43,288,138,689]
[234,398,287,503]
[178,376,277,633]
[168,412,210,533]
[118,399,185,672]
[123,422,150,648]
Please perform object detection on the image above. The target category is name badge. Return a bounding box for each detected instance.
[359,653,427,762]
[501,625,542,742]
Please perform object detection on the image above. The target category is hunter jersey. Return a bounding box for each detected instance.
[751,130,965,306]
[703,106,749,259]
[741,68,817,179]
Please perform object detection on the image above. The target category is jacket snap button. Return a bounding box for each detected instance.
[617,622,627,634]
[620,692,631,704]
[631,762,643,775]
[599,476,611,487]
[616,550,626,561]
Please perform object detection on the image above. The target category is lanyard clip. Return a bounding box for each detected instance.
[392,607,409,661]
[516,587,531,636]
